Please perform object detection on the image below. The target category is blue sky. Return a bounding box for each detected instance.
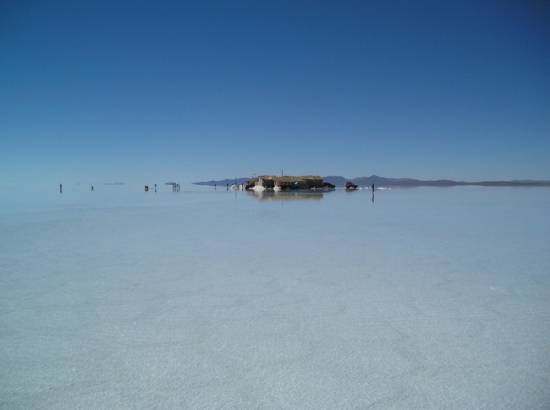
[1,0,549,186]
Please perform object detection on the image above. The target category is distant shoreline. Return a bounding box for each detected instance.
[194,175,550,188]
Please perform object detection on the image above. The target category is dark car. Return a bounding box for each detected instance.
[345,181,359,191]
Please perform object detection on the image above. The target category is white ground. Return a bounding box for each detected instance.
[1,187,549,409]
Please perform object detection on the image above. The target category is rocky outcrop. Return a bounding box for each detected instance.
[246,176,334,192]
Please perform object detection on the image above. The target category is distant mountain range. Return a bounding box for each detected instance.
[194,175,550,187]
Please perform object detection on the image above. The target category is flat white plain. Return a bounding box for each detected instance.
[1,187,549,409]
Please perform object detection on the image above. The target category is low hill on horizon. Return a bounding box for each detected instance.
[194,178,250,187]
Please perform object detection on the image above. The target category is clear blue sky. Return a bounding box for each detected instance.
[1,0,549,186]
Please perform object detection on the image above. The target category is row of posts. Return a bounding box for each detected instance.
[58,183,180,193]
[58,183,374,197]
[144,183,180,192]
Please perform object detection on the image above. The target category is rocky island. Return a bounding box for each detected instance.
[245,176,335,192]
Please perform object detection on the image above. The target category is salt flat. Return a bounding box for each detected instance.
[1,187,549,409]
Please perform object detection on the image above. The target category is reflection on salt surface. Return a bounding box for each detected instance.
[247,190,325,201]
